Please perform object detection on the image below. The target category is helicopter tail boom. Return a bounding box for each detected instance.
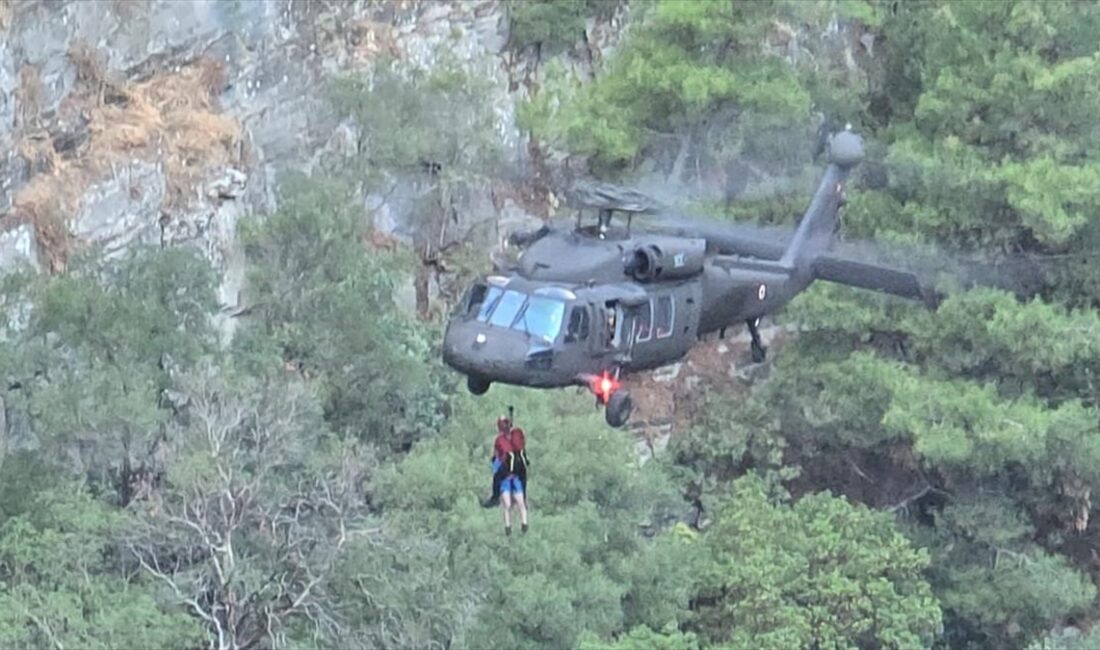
[779,129,864,269]
[813,255,939,307]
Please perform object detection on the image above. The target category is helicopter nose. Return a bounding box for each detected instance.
[442,321,477,371]
[442,320,536,382]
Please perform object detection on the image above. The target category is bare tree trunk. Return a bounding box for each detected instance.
[126,366,371,650]
[414,261,430,320]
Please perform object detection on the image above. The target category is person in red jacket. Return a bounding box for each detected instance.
[507,424,529,495]
[482,415,529,535]
[482,415,512,509]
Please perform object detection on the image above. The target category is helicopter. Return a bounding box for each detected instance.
[442,128,937,428]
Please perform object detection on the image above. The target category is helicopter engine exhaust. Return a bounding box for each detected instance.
[625,237,706,282]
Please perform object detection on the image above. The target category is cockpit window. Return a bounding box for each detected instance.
[635,300,653,342]
[476,286,503,321]
[517,296,566,343]
[475,286,567,342]
[565,306,589,342]
[655,295,674,338]
[488,290,526,328]
[465,283,489,316]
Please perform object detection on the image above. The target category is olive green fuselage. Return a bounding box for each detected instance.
[443,130,875,422]
[441,226,810,389]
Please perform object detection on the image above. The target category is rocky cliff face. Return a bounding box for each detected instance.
[0,1,866,324]
[0,0,875,462]
[0,0,630,326]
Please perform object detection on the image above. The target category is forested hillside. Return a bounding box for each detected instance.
[2,1,1100,649]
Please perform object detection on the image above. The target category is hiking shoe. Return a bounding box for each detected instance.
[522,523,528,535]
[505,526,512,537]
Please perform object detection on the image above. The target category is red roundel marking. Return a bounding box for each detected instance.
[758,284,767,301]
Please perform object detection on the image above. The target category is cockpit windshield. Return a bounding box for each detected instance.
[475,286,567,343]
[487,290,526,329]
[517,296,566,343]
[476,286,502,321]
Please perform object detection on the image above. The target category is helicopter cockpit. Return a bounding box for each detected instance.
[445,271,652,399]
[470,284,568,344]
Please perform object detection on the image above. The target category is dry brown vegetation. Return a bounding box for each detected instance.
[11,43,241,271]
[346,18,402,63]
[627,337,747,431]
[15,64,41,129]
[314,12,402,66]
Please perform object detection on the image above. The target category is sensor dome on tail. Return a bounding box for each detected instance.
[828,128,864,169]
[779,126,864,268]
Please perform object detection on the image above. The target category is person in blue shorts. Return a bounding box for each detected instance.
[487,417,528,536]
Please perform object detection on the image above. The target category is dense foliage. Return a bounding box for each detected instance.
[526,0,1100,647]
[1,1,1099,649]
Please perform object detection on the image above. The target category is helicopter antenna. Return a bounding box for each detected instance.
[598,209,613,239]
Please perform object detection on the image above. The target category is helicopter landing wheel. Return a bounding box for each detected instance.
[605,390,633,428]
[747,318,767,364]
[467,375,491,396]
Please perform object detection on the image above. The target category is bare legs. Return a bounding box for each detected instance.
[500,487,529,534]
[501,492,513,529]
[514,492,528,527]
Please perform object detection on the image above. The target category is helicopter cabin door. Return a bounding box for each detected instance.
[618,287,700,370]
[599,300,637,361]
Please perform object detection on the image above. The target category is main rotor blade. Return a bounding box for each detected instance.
[562,180,662,213]
[639,210,795,259]
[561,179,1050,300]
[562,179,798,258]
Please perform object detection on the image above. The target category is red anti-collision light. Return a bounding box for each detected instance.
[589,371,619,404]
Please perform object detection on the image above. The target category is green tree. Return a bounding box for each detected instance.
[692,474,942,650]
[0,487,204,649]
[321,528,483,649]
[506,0,588,55]
[903,493,1096,650]
[580,623,701,650]
[238,175,445,449]
[372,386,696,649]
[863,1,1100,265]
[328,56,505,316]
[1027,625,1100,650]
[125,361,376,650]
[1,246,219,505]
[525,0,816,172]
[522,3,1100,646]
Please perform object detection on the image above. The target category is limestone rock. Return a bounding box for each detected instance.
[0,40,15,139]
[0,224,39,272]
[652,362,682,383]
[205,167,247,201]
[3,403,36,453]
[72,160,165,258]
[0,149,30,213]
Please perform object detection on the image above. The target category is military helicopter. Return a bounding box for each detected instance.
[442,128,935,427]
